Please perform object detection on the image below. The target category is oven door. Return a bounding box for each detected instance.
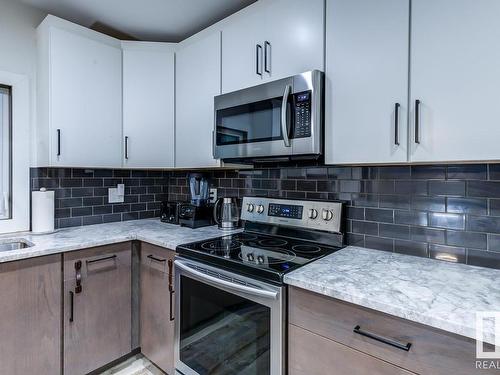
[174,258,284,375]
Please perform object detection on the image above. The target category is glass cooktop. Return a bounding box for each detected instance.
[176,231,342,284]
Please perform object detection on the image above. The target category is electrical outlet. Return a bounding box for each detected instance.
[108,184,125,203]
[209,188,218,203]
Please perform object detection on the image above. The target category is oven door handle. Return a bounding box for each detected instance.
[175,260,278,300]
[281,84,292,147]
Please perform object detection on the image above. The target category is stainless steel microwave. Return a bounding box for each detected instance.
[213,70,323,161]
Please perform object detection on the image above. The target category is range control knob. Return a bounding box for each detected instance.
[322,209,334,221]
[256,204,265,214]
[247,253,255,261]
[257,255,265,264]
[247,203,255,212]
[308,208,318,219]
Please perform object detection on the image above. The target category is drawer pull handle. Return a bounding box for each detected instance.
[353,325,412,352]
[86,254,117,265]
[147,254,166,263]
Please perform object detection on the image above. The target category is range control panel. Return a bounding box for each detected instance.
[241,197,342,233]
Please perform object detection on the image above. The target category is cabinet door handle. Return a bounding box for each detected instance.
[69,291,74,322]
[75,260,82,294]
[57,129,61,156]
[168,259,174,321]
[394,103,400,146]
[264,41,271,73]
[414,99,421,144]
[147,254,166,263]
[86,254,117,265]
[353,325,412,351]
[124,136,129,160]
[256,44,263,76]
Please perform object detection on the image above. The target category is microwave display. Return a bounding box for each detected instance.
[293,91,311,139]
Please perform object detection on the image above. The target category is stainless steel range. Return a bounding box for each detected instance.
[174,197,344,375]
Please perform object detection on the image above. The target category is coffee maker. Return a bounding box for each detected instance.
[178,173,214,228]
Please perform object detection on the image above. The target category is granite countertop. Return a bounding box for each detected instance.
[0,219,242,264]
[284,246,500,345]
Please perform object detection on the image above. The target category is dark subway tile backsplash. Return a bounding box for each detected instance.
[31,168,169,229]
[31,162,500,271]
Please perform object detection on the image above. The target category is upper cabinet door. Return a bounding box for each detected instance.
[176,32,221,168]
[325,0,410,164]
[410,0,500,162]
[50,27,122,168]
[122,42,175,168]
[221,0,324,94]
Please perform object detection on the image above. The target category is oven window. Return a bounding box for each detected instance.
[180,275,271,375]
[216,96,288,145]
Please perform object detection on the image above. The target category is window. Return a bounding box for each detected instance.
[0,85,11,220]
[0,71,29,233]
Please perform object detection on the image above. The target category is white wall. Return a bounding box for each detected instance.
[0,0,46,164]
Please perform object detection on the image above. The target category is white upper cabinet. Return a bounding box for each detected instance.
[325,0,410,164]
[175,32,222,168]
[37,16,123,168]
[221,0,324,94]
[122,42,175,168]
[410,0,500,162]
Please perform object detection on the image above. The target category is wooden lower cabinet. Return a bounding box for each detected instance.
[289,324,414,375]
[0,255,61,375]
[140,243,176,374]
[63,243,132,375]
[289,286,496,375]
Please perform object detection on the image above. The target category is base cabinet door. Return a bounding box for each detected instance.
[289,324,414,375]
[140,243,176,374]
[0,255,61,375]
[63,243,132,375]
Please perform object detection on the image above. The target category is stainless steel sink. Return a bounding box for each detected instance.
[0,240,33,252]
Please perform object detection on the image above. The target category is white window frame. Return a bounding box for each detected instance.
[0,71,30,233]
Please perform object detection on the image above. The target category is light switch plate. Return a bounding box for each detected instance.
[209,188,218,203]
[108,184,125,203]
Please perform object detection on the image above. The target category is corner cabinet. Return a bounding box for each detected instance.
[175,31,222,168]
[325,0,410,164]
[0,255,61,375]
[221,0,324,93]
[140,243,176,374]
[63,243,132,375]
[36,15,123,168]
[122,42,175,168]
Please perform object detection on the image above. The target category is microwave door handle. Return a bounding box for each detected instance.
[281,84,292,147]
[175,260,278,300]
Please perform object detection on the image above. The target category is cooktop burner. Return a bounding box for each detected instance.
[177,231,341,283]
[201,239,241,252]
[292,244,322,253]
[258,238,288,247]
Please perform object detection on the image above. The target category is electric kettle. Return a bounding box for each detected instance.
[213,197,240,230]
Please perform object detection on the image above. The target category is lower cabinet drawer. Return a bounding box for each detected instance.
[289,324,414,375]
[289,286,495,375]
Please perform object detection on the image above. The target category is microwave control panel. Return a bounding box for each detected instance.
[292,91,312,139]
[241,197,342,233]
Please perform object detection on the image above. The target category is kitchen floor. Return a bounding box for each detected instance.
[101,355,164,375]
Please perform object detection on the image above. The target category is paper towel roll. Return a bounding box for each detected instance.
[32,188,55,234]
